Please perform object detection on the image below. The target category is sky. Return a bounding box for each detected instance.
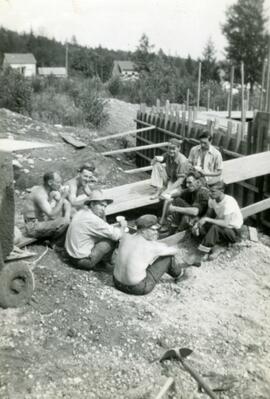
[0,0,270,59]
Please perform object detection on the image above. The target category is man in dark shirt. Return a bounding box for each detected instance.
[161,171,209,233]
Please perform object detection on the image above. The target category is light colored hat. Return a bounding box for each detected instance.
[168,138,183,147]
[84,190,113,206]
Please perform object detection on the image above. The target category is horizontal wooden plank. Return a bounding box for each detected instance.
[241,198,270,219]
[124,165,153,174]
[59,132,86,148]
[0,139,54,152]
[93,126,155,142]
[100,152,270,217]
[102,142,169,156]
[223,151,270,184]
[104,179,159,215]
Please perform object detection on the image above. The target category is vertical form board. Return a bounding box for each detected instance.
[0,151,14,263]
[136,110,143,168]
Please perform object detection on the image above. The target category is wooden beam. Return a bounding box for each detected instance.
[124,165,153,174]
[154,377,174,399]
[241,61,245,137]
[223,151,270,184]
[242,198,270,219]
[197,62,201,110]
[102,142,169,156]
[228,65,234,119]
[93,126,155,142]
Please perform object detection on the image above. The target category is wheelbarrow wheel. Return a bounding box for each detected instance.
[0,262,35,308]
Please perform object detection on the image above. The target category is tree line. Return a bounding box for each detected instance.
[0,0,269,109]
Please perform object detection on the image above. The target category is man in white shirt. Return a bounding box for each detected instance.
[113,214,184,295]
[65,190,127,270]
[188,130,223,185]
[196,181,243,259]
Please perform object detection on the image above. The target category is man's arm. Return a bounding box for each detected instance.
[198,214,231,228]
[67,179,87,208]
[169,203,199,217]
[152,241,179,257]
[88,217,127,241]
[34,191,66,219]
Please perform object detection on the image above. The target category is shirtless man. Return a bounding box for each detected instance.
[113,214,184,295]
[23,171,71,239]
[67,163,97,209]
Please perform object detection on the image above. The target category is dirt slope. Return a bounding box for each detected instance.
[0,100,270,398]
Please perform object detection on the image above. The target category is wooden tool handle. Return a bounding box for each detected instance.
[154,377,174,399]
[181,360,218,399]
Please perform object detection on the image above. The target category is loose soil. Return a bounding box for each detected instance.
[0,99,270,399]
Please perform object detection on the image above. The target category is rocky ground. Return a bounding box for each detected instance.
[0,99,270,399]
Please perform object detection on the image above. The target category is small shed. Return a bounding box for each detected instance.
[38,67,67,78]
[112,60,138,80]
[3,53,36,77]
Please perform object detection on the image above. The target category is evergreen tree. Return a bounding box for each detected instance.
[133,33,155,72]
[201,38,220,82]
[222,0,269,89]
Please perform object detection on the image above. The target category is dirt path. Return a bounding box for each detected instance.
[0,237,270,399]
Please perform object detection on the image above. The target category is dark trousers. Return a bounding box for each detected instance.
[69,239,116,270]
[113,255,181,296]
[199,223,241,253]
[171,197,191,228]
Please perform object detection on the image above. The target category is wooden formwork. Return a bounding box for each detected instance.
[135,106,270,230]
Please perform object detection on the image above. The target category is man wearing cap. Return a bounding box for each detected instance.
[150,138,188,200]
[113,214,184,295]
[188,130,223,185]
[67,163,98,209]
[65,190,127,270]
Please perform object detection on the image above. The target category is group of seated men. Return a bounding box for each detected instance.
[21,130,243,296]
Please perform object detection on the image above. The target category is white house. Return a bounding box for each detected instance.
[3,53,37,77]
[38,67,67,78]
[112,60,139,80]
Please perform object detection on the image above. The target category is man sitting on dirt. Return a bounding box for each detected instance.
[195,180,243,260]
[160,171,210,234]
[188,130,223,185]
[150,138,188,200]
[65,190,127,270]
[113,214,184,296]
[23,171,71,240]
[67,163,97,209]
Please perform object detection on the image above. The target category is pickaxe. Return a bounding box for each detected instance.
[160,347,218,399]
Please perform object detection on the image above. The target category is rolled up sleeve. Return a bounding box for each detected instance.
[88,218,122,241]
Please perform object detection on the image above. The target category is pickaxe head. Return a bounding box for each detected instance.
[160,347,193,362]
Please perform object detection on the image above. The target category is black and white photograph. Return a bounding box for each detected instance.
[0,0,270,397]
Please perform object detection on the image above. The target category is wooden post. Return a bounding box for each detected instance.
[207,88,210,111]
[165,99,170,126]
[156,99,161,112]
[188,108,193,136]
[266,44,270,113]
[186,88,190,110]
[197,62,201,110]
[228,65,234,119]
[259,59,267,111]
[241,61,245,137]
[65,42,69,77]
[246,86,250,111]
